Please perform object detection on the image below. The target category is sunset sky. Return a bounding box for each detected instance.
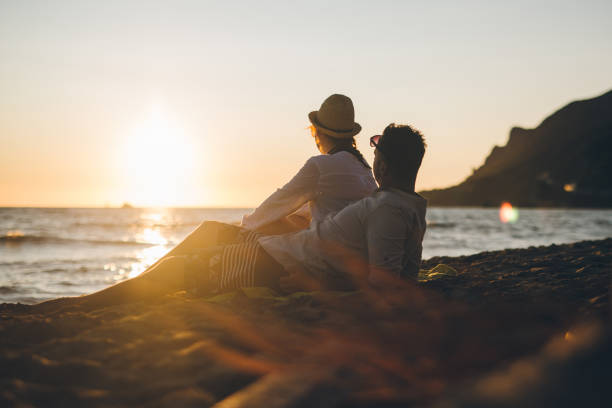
[1,0,611,207]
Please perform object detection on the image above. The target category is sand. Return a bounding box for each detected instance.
[1,239,610,407]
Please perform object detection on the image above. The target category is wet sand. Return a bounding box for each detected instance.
[1,239,610,407]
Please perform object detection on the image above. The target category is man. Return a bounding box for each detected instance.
[260,123,428,291]
[53,123,426,309]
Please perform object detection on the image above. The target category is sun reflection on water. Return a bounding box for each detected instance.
[128,245,169,278]
[127,225,171,278]
[105,214,173,281]
[141,227,168,245]
[141,212,164,223]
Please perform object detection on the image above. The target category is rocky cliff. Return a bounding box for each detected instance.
[421,89,612,207]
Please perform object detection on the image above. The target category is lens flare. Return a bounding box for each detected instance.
[499,202,519,224]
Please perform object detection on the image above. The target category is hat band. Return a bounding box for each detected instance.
[317,118,355,133]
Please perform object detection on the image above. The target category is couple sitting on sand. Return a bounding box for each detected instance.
[52,94,427,308]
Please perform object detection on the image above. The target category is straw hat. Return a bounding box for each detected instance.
[308,94,361,138]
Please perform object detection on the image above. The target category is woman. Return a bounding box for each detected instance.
[243,94,376,232]
[36,94,377,309]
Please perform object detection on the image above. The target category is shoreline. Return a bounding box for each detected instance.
[1,238,610,407]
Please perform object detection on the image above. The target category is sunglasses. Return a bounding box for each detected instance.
[369,134,381,148]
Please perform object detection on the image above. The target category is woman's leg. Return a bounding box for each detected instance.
[81,242,288,308]
[142,221,241,273]
[77,256,189,308]
[111,216,301,287]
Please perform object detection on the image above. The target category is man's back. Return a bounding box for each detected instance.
[259,189,427,287]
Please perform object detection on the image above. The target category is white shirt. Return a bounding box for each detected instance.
[241,151,377,231]
[259,189,427,286]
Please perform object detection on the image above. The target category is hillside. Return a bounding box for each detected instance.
[421,89,612,207]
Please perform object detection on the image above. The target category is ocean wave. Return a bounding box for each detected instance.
[427,222,457,229]
[0,233,158,247]
[41,268,68,274]
[68,221,201,229]
[1,258,140,272]
[0,286,21,294]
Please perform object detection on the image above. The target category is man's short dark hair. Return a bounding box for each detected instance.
[378,123,426,181]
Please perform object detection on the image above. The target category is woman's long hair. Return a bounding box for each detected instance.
[327,137,371,169]
[311,126,371,169]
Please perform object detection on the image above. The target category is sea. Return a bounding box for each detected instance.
[1,207,611,304]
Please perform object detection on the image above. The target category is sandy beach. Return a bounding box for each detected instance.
[1,238,610,407]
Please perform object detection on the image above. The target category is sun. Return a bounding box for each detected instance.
[120,105,195,206]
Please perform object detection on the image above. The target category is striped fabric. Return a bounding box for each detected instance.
[182,223,282,292]
[199,228,286,292]
[240,230,262,244]
[217,242,261,290]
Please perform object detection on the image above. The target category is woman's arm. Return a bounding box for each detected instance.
[242,157,319,231]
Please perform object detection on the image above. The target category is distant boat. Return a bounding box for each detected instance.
[120,202,134,209]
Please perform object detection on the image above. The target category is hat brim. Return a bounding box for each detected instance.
[308,111,361,138]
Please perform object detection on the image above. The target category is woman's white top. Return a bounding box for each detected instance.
[241,151,377,231]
